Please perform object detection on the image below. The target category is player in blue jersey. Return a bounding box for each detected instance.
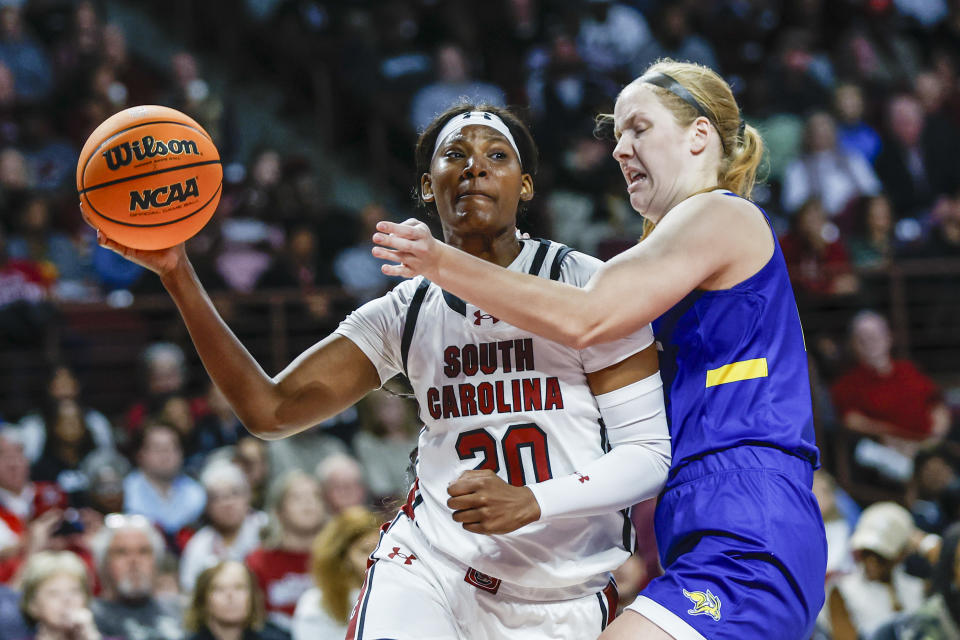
[373,59,828,640]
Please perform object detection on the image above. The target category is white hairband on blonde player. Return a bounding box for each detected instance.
[431,111,522,164]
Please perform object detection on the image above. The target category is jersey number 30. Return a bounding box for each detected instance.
[455,424,552,487]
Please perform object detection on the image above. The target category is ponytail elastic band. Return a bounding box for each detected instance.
[641,71,728,153]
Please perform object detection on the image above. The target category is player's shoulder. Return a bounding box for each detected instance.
[676,189,759,222]
[531,238,601,284]
[385,275,432,304]
[658,190,769,252]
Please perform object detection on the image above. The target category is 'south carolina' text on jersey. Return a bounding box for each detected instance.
[425,338,565,420]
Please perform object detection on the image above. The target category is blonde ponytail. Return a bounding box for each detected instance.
[719,122,764,199]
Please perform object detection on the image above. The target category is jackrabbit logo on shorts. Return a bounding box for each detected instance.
[683,588,722,621]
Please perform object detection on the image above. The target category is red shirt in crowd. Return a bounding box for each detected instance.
[779,232,854,296]
[245,547,313,621]
[830,360,941,439]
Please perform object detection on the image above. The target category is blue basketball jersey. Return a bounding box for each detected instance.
[652,192,820,476]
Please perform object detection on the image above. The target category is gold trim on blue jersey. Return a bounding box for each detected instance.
[705,358,768,388]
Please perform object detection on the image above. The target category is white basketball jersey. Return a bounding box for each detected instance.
[335,238,653,589]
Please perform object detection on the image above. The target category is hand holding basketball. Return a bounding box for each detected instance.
[80,199,186,277]
[77,104,222,251]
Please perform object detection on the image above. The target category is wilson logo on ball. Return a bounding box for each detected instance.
[103,135,200,171]
[129,177,200,211]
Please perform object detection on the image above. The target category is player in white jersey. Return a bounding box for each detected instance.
[83,103,670,640]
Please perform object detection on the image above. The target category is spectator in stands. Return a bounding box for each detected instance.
[847,194,896,270]
[907,447,960,535]
[18,550,102,640]
[352,391,417,505]
[918,190,960,259]
[123,421,206,538]
[184,561,282,640]
[257,224,336,294]
[0,5,53,103]
[291,507,380,640]
[823,502,926,640]
[409,43,506,133]
[19,110,76,193]
[80,449,128,518]
[245,471,324,631]
[781,111,882,216]
[125,342,205,436]
[0,61,19,149]
[265,415,350,483]
[233,438,269,511]
[0,224,55,350]
[156,394,204,472]
[91,513,183,640]
[834,11,923,92]
[831,311,950,451]
[179,462,267,593]
[779,198,859,299]
[0,427,68,583]
[18,363,114,465]
[216,168,285,294]
[765,28,832,114]
[874,93,960,217]
[316,454,368,518]
[193,383,244,458]
[577,0,654,79]
[644,4,719,73]
[872,522,960,640]
[29,399,100,499]
[0,582,29,640]
[162,52,232,155]
[333,204,402,304]
[7,196,88,300]
[833,83,882,163]
[812,469,856,581]
[899,192,960,349]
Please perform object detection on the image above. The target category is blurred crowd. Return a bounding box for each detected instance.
[0,0,959,639]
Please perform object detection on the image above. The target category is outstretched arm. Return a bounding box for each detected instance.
[90,222,379,440]
[373,193,747,349]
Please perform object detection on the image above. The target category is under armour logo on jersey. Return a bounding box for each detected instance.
[683,588,722,621]
[575,472,590,483]
[388,547,417,565]
[465,567,501,594]
[473,310,500,326]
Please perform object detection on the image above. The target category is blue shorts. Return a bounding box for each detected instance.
[628,446,827,640]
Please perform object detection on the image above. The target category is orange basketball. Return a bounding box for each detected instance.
[76,105,222,250]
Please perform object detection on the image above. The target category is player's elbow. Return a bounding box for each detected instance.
[238,415,287,441]
[569,318,618,350]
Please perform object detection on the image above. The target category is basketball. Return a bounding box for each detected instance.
[76,105,222,250]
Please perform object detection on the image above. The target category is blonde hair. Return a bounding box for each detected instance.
[605,59,765,237]
[311,506,380,623]
[19,551,91,624]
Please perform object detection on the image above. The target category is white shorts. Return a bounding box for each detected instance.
[346,513,618,640]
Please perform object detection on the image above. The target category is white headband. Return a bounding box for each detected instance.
[431,111,522,164]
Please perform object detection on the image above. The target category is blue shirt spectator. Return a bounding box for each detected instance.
[409,44,506,133]
[123,422,206,536]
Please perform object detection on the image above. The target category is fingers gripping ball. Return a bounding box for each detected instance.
[76,105,222,250]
